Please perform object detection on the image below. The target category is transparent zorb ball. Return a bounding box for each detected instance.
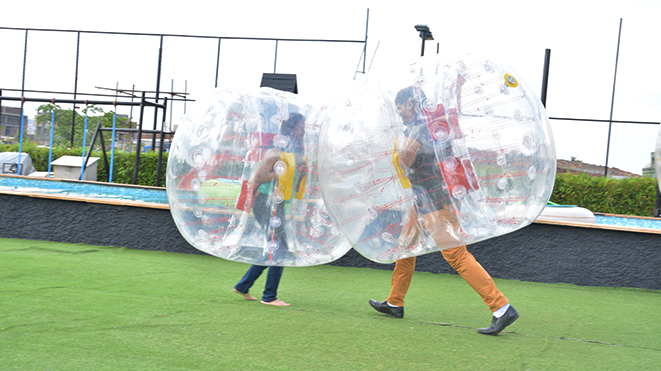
[166,87,351,267]
[319,54,556,263]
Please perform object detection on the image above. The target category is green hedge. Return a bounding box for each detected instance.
[0,141,168,187]
[550,172,658,217]
[2,142,659,216]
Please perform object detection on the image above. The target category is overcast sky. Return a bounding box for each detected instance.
[1,0,659,175]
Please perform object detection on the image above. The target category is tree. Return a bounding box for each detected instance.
[35,104,131,149]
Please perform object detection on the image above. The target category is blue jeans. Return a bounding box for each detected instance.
[234,264,284,302]
[252,192,291,262]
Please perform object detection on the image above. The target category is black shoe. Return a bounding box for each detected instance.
[369,299,404,318]
[477,305,519,335]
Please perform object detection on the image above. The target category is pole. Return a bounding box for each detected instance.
[655,186,661,217]
[132,92,146,184]
[215,38,221,88]
[152,35,163,151]
[47,110,55,178]
[21,30,27,100]
[363,8,369,74]
[17,30,28,175]
[71,31,81,146]
[604,18,623,177]
[17,107,25,174]
[541,49,551,107]
[155,97,167,187]
[0,90,3,137]
[109,110,117,183]
[274,40,279,73]
[128,84,135,152]
[79,111,88,180]
[83,120,103,180]
[170,79,174,131]
[420,36,426,57]
[95,122,110,180]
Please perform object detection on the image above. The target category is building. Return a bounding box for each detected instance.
[642,152,656,178]
[0,106,28,143]
[556,159,641,179]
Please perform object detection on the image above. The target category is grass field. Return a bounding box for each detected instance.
[1,237,660,370]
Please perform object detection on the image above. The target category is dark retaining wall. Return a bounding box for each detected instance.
[2,193,659,291]
[0,194,198,255]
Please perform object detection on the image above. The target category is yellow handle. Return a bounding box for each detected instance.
[392,137,411,189]
[294,155,308,200]
[278,151,296,201]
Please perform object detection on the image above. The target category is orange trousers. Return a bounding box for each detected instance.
[385,246,508,312]
[385,206,508,312]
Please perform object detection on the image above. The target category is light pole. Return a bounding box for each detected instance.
[415,24,434,56]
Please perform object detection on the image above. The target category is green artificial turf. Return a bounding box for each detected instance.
[1,237,660,370]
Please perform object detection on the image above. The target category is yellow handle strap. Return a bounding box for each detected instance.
[392,137,411,189]
[278,151,296,201]
[294,155,308,200]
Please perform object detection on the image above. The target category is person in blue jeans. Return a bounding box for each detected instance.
[234,264,286,305]
[233,113,307,307]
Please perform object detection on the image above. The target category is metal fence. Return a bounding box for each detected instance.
[1,13,660,182]
[0,10,369,148]
[0,11,369,185]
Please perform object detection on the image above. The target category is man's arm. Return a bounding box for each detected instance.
[254,148,280,184]
[399,137,422,168]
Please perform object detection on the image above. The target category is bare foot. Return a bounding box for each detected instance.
[233,288,257,301]
[261,299,291,306]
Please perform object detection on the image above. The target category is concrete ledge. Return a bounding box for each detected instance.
[0,193,194,255]
[329,223,661,290]
[1,192,659,290]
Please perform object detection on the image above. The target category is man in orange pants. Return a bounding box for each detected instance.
[368,86,519,335]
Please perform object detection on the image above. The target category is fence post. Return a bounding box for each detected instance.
[155,97,167,187]
[132,92,146,185]
[655,186,661,218]
[541,49,551,108]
